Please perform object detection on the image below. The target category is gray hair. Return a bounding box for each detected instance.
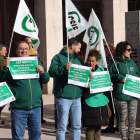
[0,44,7,50]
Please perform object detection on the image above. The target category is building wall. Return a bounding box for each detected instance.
[34,0,63,94]
[102,0,128,47]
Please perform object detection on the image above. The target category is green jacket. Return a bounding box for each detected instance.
[48,48,83,99]
[0,54,5,82]
[85,66,109,107]
[1,61,50,109]
[109,58,139,101]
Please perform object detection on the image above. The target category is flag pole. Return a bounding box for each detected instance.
[67,29,69,63]
[8,31,14,57]
[104,38,119,74]
[101,36,116,114]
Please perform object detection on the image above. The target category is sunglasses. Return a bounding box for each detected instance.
[126,49,132,52]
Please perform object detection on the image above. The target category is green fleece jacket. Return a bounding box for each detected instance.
[109,58,139,101]
[48,48,83,99]
[1,61,50,109]
[0,54,5,82]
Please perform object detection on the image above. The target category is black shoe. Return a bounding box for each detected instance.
[65,129,71,134]
[0,120,5,125]
[101,127,115,133]
[114,126,119,132]
[41,119,46,124]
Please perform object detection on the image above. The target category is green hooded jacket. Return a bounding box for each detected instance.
[1,61,50,109]
[109,58,139,101]
[48,48,83,99]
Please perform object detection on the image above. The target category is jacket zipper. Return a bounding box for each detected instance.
[74,86,76,99]
[126,61,129,100]
[100,107,103,124]
[28,80,33,109]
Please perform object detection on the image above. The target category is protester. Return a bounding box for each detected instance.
[102,44,119,133]
[0,44,7,124]
[82,49,111,140]
[109,41,139,140]
[25,37,46,124]
[48,38,90,140]
[1,41,50,140]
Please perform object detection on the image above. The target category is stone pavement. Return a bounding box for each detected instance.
[0,94,140,140]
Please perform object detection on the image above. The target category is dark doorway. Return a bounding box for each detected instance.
[0,0,34,56]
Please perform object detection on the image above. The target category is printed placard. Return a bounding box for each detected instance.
[0,82,15,107]
[90,71,113,94]
[123,74,140,98]
[9,57,39,79]
[68,64,92,87]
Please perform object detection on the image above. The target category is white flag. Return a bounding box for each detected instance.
[96,34,107,68]
[65,0,87,39]
[83,9,107,68]
[13,0,40,51]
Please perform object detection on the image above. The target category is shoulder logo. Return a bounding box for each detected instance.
[130,67,134,71]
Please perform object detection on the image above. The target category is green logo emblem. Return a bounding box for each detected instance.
[68,11,81,32]
[31,39,38,44]
[22,14,36,32]
[87,26,99,46]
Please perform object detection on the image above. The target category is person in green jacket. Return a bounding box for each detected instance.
[49,38,87,140]
[82,49,111,140]
[109,41,139,140]
[0,44,7,124]
[1,41,50,140]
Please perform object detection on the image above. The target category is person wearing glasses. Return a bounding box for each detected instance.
[109,41,139,140]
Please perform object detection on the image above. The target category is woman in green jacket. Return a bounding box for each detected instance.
[82,49,110,140]
[109,41,139,140]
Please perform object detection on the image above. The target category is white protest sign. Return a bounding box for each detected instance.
[68,64,92,87]
[123,74,140,98]
[9,57,39,79]
[0,82,15,107]
[90,71,113,94]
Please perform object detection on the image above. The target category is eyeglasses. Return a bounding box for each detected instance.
[126,49,132,52]
[18,48,29,51]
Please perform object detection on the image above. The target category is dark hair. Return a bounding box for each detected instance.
[86,49,99,64]
[115,41,132,59]
[68,38,81,47]
[16,41,30,49]
[24,37,31,42]
[0,44,7,50]
[104,44,115,57]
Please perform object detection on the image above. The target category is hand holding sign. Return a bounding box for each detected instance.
[65,62,72,71]
[121,79,126,84]
[36,65,44,74]
[5,57,10,67]
[89,71,93,80]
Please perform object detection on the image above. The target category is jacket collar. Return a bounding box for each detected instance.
[59,47,75,59]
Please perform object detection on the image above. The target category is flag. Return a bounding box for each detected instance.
[83,9,107,68]
[13,0,40,51]
[65,0,87,39]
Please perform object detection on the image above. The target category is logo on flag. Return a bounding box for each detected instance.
[22,14,36,33]
[68,11,81,32]
[87,26,99,46]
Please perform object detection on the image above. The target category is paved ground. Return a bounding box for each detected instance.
[0,94,140,140]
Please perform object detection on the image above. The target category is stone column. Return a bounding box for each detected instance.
[102,0,128,47]
[34,0,63,94]
[44,0,63,94]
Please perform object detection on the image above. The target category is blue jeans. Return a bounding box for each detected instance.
[11,107,41,140]
[55,98,81,140]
